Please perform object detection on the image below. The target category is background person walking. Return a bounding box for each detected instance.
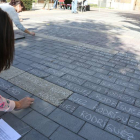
[42,0,50,10]
[72,0,78,13]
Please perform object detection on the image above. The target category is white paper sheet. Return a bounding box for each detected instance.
[0,119,21,140]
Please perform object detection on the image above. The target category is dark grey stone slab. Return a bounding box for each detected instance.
[48,108,85,133]
[115,79,140,90]
[94,73,117,83]
[85,60,103,67]
[57,61,77,69]
[45,75,69,87]
[21,129,49,140]
[45,68,65,77]
[31,96,56,116]
[22,111,59,137]
[65,82,92,96]
[14,33,25,40]
[108,72,130,81]
[79,123,120,140]
[28,69,50,78]
[128,116,140,131]
[83,81,109,94]
[50,127,85,140]
[62,74,86,85]
[130,78,140,86]
[2,113,31,136]
[79,73,101,84]
[41,61,63,70]
[124,88,140,99]
[100,81,125,93]
[5,86,32,100]
[96,104,129,124]
[72,61,91,68]
[31,63,48,72]
[0,78,14,91]
[9,72,72,106]
[17,58,33,65]
[69,93,99,110]
[0,66,24,80]
[135,99,140,108]
[117,102,140,118]
[59,100,79,114]
[14,63,33,72]
[89,92,118,107]
[76,67,96,76]
[61,67,81,76]
[73,106,108,129]
[105,119,140,140]
[0,90,11,98]
[107,90,135,105]
[90,66,110,74]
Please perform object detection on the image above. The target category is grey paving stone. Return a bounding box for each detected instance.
[0,66,24,80]
[96,104,129,124]
[79,73,101,84]
[31,96,56,116]
[89,91,118,107]
[14,63,33,72]
[76,67,96,76]
[31,63,49,72]
[61,67,81,76]
[22,111,59,137]
[135,99,140,108]
[62,74,86,85]
[130,78,140,85]
[28,69,50,78]
[2,113,31,136]
[69,93,99,110]
[17,57,33,65]
[109,72,130,81]
[117,102,140,118]
[115,79,140,90]
[100,81,125,93]
[107,90,135,105]
[91,59,115,67]
[79,123,120,140]
[50,127,85,140]
[9,72,72,106]
[0,78,14,91]
[48,108,85,133]
[65,82,92,96]
[0,90,11,98]
[105,119,140,140]
[45,68,65,77]
[94,73,117,83]
[73,106,108,129]
[57,61,77,69]
[41,61,63,70]
[21,129,49,140]
[124,88,140,99]
[90,66,109,74]
[72,61,91,68]
[5,86,32,100]
[128,116,140,131]
[59,100,79,114]
[58,57,73,63]
[83,81,109,94]
[85,60,103,68]
[45,75,69,87]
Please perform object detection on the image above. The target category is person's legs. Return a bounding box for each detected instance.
[72,1,74,13]
[47,0,49,10]
[53,0,56,8]
[43,0,47,8]
[74,0,77,13]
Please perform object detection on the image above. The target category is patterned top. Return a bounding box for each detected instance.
[0,95,15,112]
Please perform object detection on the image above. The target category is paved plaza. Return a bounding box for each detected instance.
[1,8,140,140]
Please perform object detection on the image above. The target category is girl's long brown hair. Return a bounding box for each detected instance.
[0,8,15,72]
